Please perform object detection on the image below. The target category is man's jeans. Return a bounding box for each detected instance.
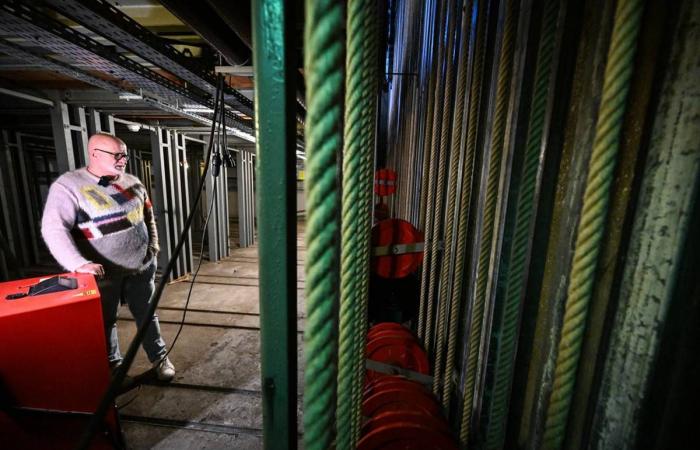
[98,262,167,364]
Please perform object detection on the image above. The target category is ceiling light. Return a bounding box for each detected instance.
[118,92,143,101]
[182,107,215,113]
[126,123,141,132]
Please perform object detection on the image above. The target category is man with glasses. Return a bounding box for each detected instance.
[41,132,175,381]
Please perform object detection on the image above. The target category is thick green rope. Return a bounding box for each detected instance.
[351,1,380,445]
[443,0,486,412]
[542,0,643,447]
[303,0,344,448]
[460,0,516,445]
[433,0,472,401]
[337,0,368,445]
[420,0,450,352]
[484,0,559,448]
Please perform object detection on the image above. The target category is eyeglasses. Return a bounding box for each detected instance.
[95,148,130,162]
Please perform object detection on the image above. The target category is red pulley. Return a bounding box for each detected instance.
[361,410,451,437]
[365,335,429,382]
[362,387,441,418]
[363,376,429,401]
[366,328,415,344]
[357,422,458,450]
[368,322,406,335]
[371,219,424,279]
[374,169,397,196]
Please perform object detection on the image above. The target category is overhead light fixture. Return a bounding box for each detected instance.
[215,65,254,76]
[182,107,215,113]
[118,92,143,101]
[126,123,142,132]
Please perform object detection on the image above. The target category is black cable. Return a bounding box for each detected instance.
[162,180,218,359]
[116,385,142,411]
[76,74,225,450]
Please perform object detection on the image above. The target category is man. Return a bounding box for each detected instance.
[41,132,175,381]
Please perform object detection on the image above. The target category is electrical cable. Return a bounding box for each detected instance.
[115,385,142,410]
[76,74,226,450]
[162,180,219,361]
[163,57,228,368]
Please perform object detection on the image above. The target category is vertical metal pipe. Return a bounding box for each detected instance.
[252,0,298,447]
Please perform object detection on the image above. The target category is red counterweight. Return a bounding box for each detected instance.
[0,273,122,449]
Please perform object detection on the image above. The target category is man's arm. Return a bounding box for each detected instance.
[143,191,160,255]
[41,182,91,271]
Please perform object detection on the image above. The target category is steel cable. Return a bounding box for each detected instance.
[419,0,449,345]
[542,0,643,447]
[303,0,344,447]
[460,0,516,444]
[433,0,472,400]
[484,0,560,448]
[426,0,460,359]
[443,0,487,413]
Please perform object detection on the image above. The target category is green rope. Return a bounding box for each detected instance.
[420,0,450,352]
[443,0,486,412]
[460,0,516,445]
[337,0,366,444]
[350,0,380,445]
[484,0,559,448]
[542,0,643,447]
[433,0,472,401]
[303,0,344,448]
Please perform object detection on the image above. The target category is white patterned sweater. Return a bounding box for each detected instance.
[41,168,159,273]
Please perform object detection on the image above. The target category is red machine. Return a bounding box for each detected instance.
[0,273,122,449]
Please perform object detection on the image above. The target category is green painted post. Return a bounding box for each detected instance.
[252,1,298,449]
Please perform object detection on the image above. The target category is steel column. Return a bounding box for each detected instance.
[0,133,19,278]
[169,130,186,276]
[1,131,30,267]
[87,108,101,135]
[204,139,220,262]
[237,149,256,248]
[49,96,77,173]
[74,106,89,165]
[15,133,40,264]
[177,135,194,272]
[252,0,298,447]
[150,127,173,279]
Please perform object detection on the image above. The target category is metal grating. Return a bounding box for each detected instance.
[0,0,252,131]
[43,0,254,116]
[0,38,253,135]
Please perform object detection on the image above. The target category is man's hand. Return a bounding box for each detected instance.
[75,262,105,277]
[143,246,158,264]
